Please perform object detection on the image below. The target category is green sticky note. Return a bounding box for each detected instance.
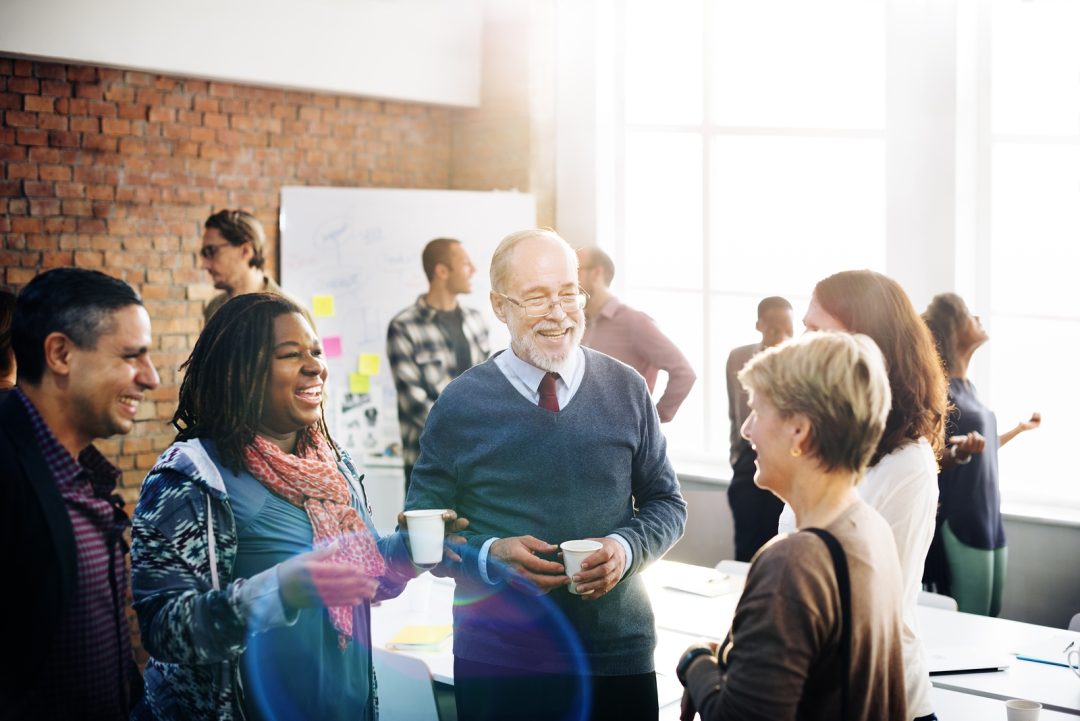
[312,295,335,317]
[358,353,380,375]
[349,372,370,394]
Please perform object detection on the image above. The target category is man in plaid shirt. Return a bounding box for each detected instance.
[388,238,489,489]
[1,268,160,719]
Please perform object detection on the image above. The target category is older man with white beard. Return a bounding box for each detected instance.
[405,228,686,721]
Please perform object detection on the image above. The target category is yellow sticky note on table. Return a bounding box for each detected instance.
[348,372,370,394]
[386,624,453,650]
[358,353,380,375]
[312,295,335,317]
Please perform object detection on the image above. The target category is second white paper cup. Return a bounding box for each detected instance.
[1005,699,1042,721]
[404,509,446,565]
[561,539,603,595]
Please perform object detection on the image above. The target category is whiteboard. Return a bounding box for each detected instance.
[280,187,534,474]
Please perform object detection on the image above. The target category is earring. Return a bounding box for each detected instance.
[789,447,802,458]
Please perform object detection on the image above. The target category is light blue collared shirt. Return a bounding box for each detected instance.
[478,345,634,586]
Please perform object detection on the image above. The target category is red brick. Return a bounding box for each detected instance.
[13,60,33,77]
[40,80,73,97]
[162,123,190,140]
[62,199,92,216]
[0,145,26,161]
[190,126,215,142]
[148,106,174,123]
[55,97,88,114]
[24,95,54,112]
[125,71,152,86]
[82,134,117,151]
[86,100,117,117]
[177,110,201,125]
[8,77,40,94]
[6,267,37,285]
[78,218,108,234]
[154,76,177,91]
[34,63,66,81]
[11,218,43,233]
[118,104,148,120]
[135,88,162,106]
[0,93,19,109]
[119,137,146,155]
[74,250,104,267]
[6,110,36,127]
[193,96,219,113]
[66,65,98,81]
[203,112,227,128]
[23,180,53,197]
[75,82,104,99]
[101,118,130,135]
[103,85,135,103]
[28,199,60,216]
[42,250,74,268]
[17,128,49,146]
[162,93,191,109]
[87,184,115,200]
[48,130,80,148]
[0,180,20,197]
[55,182,86,198]
[70,116,99,133]
[39,165,71,181]
[44,217,77,233]
[37,114,67,131]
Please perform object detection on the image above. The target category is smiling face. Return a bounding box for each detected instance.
[257,312,328,449]
[66,304,160,445]
[741,391,800,501]
[494,235,585,373]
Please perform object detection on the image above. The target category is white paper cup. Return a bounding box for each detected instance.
[404,509,447,565]
[1005,699,1042,721]
[561,539,603,595]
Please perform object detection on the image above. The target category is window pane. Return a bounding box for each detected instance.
[619,288,706,456]
[987,315,1080,507]
[623,0,704,125]
[990,143,1080,316]
[623,131,703,290]
[708,136,886,294]
[992,0,1080,136]
[709,0,885,128]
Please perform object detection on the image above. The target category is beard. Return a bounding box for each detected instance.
[513,316,585,373]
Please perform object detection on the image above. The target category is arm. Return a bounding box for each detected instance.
[683,543,830,721]
[999,412,1041,449]
[636,314,697,423]
[386,318,436,427]
[611,387,688,578]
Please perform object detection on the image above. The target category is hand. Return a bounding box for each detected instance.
[1019,412,1041,432]
[489,536,567,595]
[397,509,470,565]
[571,537,626,601]
[948,431,986,461]
[278,545,380,610]
[680,689,697,721]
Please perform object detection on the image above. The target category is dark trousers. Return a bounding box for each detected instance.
[454,656,658,721]
[727,447,784,562]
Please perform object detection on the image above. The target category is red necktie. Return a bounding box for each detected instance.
[539,372,560,412]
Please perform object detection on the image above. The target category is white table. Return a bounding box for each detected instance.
[371,561,1080,717]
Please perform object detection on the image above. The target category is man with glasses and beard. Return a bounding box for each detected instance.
[405,229,686,721]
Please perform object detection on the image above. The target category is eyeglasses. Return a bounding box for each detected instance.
[496,290,589,318]
[199,243,232,260]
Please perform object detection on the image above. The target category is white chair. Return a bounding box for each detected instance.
[918,590,959,612]
[373,648,442,721]
[1068,612,1080,632]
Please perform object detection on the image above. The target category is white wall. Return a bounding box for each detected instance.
[0,0,482,107]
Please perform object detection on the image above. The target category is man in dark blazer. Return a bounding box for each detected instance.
[1,268,160,720]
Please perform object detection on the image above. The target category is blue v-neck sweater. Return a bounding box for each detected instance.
[407,348,687,676]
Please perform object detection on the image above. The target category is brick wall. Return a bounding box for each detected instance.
[0,54,458,504]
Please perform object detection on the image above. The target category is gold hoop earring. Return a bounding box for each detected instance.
[790,447,802,458]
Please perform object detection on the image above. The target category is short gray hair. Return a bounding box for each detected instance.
[489,228,576,293]
[738,331,892,476]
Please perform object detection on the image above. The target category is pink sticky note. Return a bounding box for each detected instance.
[323,336,343,358]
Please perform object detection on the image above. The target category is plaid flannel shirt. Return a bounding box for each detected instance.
[387,295,490,465]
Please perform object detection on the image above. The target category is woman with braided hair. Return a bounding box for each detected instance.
[131,292,466,721]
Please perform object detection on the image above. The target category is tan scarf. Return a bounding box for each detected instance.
[243,430,386,649]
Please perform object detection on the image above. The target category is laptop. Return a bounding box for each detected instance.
[926,646,1012,675]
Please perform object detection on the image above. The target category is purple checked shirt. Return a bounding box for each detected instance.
[16,389,135,719]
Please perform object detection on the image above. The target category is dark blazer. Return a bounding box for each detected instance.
[0,391,78,717]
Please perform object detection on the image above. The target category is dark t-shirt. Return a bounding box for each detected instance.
[938,377,1005,550]
[434,306,471,377]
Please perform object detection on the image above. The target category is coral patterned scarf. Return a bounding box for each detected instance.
[243,431,386,648]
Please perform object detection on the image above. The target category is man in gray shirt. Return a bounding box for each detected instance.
[406,229,686,721]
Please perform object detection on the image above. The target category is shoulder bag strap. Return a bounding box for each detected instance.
[804,527,851,721]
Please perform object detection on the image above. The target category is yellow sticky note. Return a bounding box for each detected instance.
[358,353,380,375]
[312,295,335,318]
[348,372,370,394]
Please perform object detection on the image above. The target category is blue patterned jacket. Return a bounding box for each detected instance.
[132,439,413,720]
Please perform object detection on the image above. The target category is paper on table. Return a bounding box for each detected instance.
[386,624,453,651]
[662,573,739,598]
